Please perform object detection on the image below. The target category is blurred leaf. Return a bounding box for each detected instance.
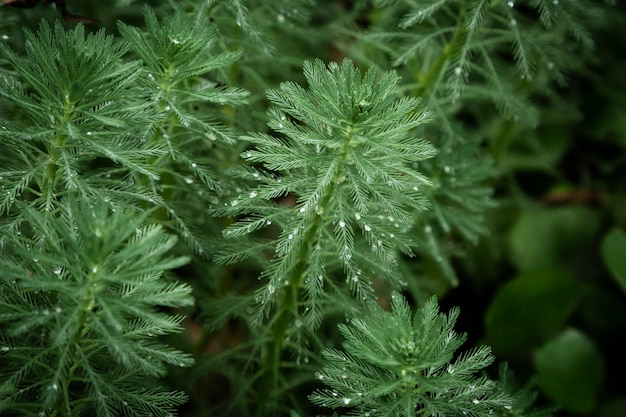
[509,205,602,271]
[599,398,626,417]
[534,328,605,414]
[579,283,626,330]
[601,228,626,296]
[485,268,580,355]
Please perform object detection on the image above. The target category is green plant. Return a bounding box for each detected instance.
[1,0,625,416]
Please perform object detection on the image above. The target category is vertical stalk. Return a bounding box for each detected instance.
[255,183,335,416]
[413,8,467,98]
[53,264,101,414]
[43,93,74,204]
[255,132,355,416]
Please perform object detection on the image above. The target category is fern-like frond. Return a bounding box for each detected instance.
[225,59,436,328]
[0,198,193,416]
[310,293,513,416]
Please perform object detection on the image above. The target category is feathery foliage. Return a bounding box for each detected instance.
[0,0,620,416]
[310,293,511,416]
[221,58,436,325]
[0,199,193,416]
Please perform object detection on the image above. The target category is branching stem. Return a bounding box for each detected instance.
[256,128,356,416]
[413,9,467,98]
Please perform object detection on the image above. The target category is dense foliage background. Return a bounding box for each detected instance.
[1,0,625,416]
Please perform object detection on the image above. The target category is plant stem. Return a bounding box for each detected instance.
[413,12,467,98]
[256,132,355,416]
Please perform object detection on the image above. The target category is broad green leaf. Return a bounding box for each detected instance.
[509,205,601,271]
[600,398,626,417]
[484,267,580,355]
[534,328,605,414]
[601,228,626,296]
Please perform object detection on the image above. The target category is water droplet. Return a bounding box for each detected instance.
[230,200,239,206]
[1,35,9,41]
[51,383,58,390]
[454,67,462,76]
[413,185,419,191]
[473,399,480,404]
[171,37,180,44]
[268,284,275,294]
[355,212,361,220]
[1,346,9,352]
[86,131,92,136]
[249,191,258,198]
[510,18,517,26]
[92,265,98,274]
[507,0,514,7]
[184,177,194,184]
[424,225,432,233]
[341,373,348,379]
[316,372,324,380]
[191,162,197,168]
[299,206,306,213]
[343,398,351,405]
[266,220,272,225]
[447,364,455,374]
[339,221,346,228]
[364,224,371,232]
[444,165,451,173]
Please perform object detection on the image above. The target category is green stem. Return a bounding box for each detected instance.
[255,186,334,416]
[43,93,74,202]
[256,133,355,416]
[54,264,101,414]
[413,12,467,98]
